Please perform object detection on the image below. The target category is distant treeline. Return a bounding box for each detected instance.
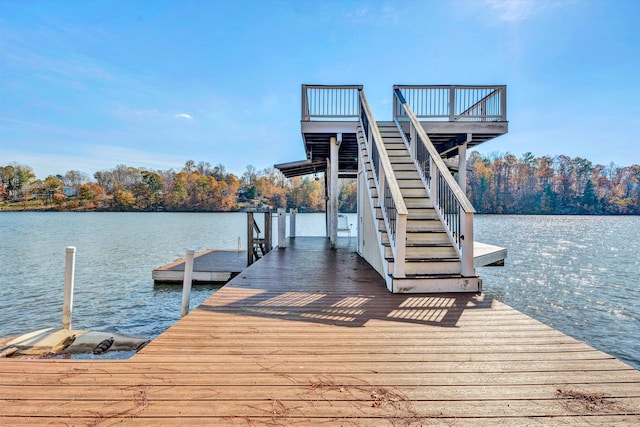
[467,152,640,215]
[1,153,639,215]
[0,161,356,213]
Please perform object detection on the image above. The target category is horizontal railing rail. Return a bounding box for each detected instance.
[393,87,476,277]
[359,89,408,278]
[394,85,506,122]
[301,85,363,121]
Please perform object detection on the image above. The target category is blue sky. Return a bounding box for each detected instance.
[1,0,638,179]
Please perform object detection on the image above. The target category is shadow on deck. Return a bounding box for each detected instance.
[199,237,494,328]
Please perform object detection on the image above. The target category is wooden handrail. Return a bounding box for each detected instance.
[359,88,407,278]
[393,88,476,276]
[394,88,475,213]
[359,91,408,217]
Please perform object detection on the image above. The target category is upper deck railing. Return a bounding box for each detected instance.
[394,85,507,122]
[301,85,362,121]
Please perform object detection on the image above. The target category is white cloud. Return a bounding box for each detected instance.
[175,113,193,120]
[345,4,399,25]
[485,0,536,22]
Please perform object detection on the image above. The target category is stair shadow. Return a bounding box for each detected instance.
[201,289,493,328]
[198,237,495,329]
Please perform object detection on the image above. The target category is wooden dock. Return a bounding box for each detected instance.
[152,248,247,283]
[1,237,639,425]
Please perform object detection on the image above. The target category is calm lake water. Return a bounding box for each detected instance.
[0,212,638,369]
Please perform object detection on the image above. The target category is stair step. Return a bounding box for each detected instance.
[387,258,461,275]
[382,240,453,248]
[396,179,424,189]
[391,275,481,293]
[387,153,409,160]
[379,218,443,228]
[375,207,438,220]
[385,245,457,259]
[408,207,437,216]
[404,198,434,209]
[382,139,405,145]
[385,146,407,154]
[392,162,417,169]
[400,188,428,197]
[407,219,445,232]
[382,231,450,245]
[394,171,421,179]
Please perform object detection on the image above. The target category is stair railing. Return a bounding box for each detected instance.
[359,89,408,278]
[393,87,476,277]
[247,211,272,266]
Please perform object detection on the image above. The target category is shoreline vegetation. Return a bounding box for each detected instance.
[2,152,639,215]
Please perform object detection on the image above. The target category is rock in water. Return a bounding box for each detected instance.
[93,337,114,355]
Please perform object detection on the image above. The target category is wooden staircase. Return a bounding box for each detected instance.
[359,121,481,293]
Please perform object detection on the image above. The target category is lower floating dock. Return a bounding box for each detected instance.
[1,237,639,425]
[152,248,247,283]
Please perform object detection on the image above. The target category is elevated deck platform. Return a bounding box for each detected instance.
[1,238,638,425]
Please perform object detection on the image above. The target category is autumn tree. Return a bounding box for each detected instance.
[288,176,325,211]
[0,164,35,201]
[466,151,640,215]
[79,183,106,209]
[339,180,357,212]
[113,188,136,210]
[62,170,90,196]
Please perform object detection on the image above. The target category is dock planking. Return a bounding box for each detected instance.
[1,237,639,425]
[152,248,247,283]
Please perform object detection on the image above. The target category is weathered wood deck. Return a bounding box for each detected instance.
[1,237,639,425]
[152,248,247,283]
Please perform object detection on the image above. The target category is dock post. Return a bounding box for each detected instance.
[180,249,195,318]
[329,135,340,248]
[62,246,76,330]
[247,212,254,266]
[289,208,297,238]
[264,211,272,252]
[278,208,286,248]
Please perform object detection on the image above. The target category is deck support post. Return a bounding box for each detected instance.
[329,134,341,249]
[278,208,286,248]
[62,246,76,330]
[180,249,195,318]
[247,212,254,266]
[289,208,297,238]
[264,211,272,252]
[457,134,470,195]
[461,211,475,277]
[324,168,329,238]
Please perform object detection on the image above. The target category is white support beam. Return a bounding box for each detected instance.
[329,135,341,249]
[457,134,471,195]
[325,160,330,238]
